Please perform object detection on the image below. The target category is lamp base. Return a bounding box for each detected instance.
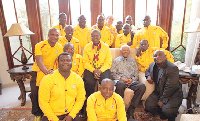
[22,65,29,70]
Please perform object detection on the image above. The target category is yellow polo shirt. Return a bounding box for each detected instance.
[83,41,112,73]
[58,36,81,55]
[112,30,123,48]
[32,40,63,86]
[39,70,86,121]
[73,24,91,48]
[91,26,114,46]
[115,33,134,48]
[87,91,127,121]
[71,54,84,78]
[136,47,174,72]
[136,24,169,49]
[52,24,66,37]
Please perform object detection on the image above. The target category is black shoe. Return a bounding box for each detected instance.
[160,114,167,120]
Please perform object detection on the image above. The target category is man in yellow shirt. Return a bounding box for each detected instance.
[31,28,63,121]
[125,15,137,33]
[136,40,174,72]
[112,21,123,47]
[87,78,127,121]
[58,25,81,54]
[115,24,135,48]
[91,15,114,46]
[39,52,86,121]
[136,15,169,49]
[63,43,84,77]
[73,15,91,49]
[83,29,112,97]
[52,13,67,37]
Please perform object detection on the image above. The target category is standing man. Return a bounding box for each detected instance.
[136,15,169,49]
[58,25,81,55]
[91,15,114,46]
[39,52,86,121]
[111,45,146,120]
[83,29,112,97]
[63,43,84,77]
[31,28,63,121]
[73,15,91,49]
[145,50,183,121]
[87,78,127,121]
[52,13,67,37]
[125,15,137,33]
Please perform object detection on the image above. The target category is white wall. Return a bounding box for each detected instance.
[0,28,13,87]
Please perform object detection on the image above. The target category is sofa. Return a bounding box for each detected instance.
[110,48,155,101]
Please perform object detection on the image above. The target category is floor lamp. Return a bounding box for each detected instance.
[4,23,34,70]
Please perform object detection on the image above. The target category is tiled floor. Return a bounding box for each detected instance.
[0,83,198,121]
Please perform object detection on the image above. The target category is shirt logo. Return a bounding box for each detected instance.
[111,105,114,109]
[72,84,76,89]
[74,62,76,65]
[55,50,58,54]
[153,32,156,35]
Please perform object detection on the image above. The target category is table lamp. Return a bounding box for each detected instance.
[4,23,35,70]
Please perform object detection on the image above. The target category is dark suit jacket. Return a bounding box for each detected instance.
[145,60,183,105]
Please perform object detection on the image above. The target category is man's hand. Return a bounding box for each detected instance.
[93,69,102,80]
[157,100,163,108]
[136,47,142,57]
[47,69,54,74]
[146,76,154,84]
[62,115,73,121]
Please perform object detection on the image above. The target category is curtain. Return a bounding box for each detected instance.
[90,0,101,26]
[123,0,135,25]
[59,0,72,25]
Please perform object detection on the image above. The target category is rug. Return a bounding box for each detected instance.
[134,108,168,121]
[0,108,34,121]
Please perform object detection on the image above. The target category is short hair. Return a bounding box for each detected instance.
[63,43,74,51]
[125,15,133,21]
[59,13,67,18]
[97,14,105,20]
[120,45,130,51]
[78,15,86,21]
[48,28,59,34]
[58,52,72,62]
[91,29,101,36]
[153,50,165,57]
[65,25,73,31]
[101,78,114,86]
[106,15,113,19]
[140,39,148,44]
[123,23,130,28]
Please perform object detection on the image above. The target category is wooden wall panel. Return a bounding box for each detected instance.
[90,0,101,26]
[124,0,135,25]
[59,0,72,25]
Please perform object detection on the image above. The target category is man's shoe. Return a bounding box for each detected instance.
[34,116,41,121]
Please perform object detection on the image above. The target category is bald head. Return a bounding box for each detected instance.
[63,43,74,56]
[153,50,166,66]
[65,25,74,40]
[100,78,114,99]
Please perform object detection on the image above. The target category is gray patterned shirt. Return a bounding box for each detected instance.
[111,56,139,82]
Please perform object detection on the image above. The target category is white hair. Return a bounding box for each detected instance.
[120,45,130,51]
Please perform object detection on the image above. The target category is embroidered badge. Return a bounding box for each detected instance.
[153,32,156,35]
[103,50,105,53]
[74,62,76,65]
[72,84,76,89]
[111,105,114,109]
[55,50,58,54]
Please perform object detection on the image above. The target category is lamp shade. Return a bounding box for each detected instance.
[185,18,200,33]
[4,23,34,37]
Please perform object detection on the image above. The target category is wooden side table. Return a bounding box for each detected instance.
[7,65,32,106]
[179,71,199,113]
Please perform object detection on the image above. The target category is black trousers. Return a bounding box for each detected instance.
[83,69,111,97]
[145,92,182,121]
[30,71,43,116]
[115,80,146,107]
[42,113,82,121]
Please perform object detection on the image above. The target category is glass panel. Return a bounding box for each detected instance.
[39,0,51,40]
[135,0,146,28]
[49,0,59,28]
[172,46,185,62]
[147,0,158,26]
[2,0,33,65]
[102,0,112,18]
[81,0,91,27]
[70,0,80,27]
[113,0,123,26]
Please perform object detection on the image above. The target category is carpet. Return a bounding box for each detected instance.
[0,107,167,121]
[0,108,34,121]
[134,108,168,121]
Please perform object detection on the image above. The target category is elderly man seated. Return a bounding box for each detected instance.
[87,78,127,121]
[111,45,146,120]
[136,39,174,72]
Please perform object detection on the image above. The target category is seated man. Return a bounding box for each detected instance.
[63,43,84,77]
[111,45,146,120]
[52,13,67,37]
[115,24,135,48]
[91,15,114,46]
[58,25,81,54]
[136,39,174,72]
[73,15,91,49]
[145,50,183,121]
[87,78,127,121]
[39,52,86,121]
[83,29,112,97]
[105,15,116,36]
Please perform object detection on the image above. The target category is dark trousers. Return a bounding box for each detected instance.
[42,113,82,121]
[115,81,146,107]
[30,71,43,116]
[83,69,111,97]
[145,92,182,121]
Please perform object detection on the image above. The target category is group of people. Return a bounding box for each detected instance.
[30,13,183,121]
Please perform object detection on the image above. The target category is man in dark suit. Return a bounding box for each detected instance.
[145,50,183,121]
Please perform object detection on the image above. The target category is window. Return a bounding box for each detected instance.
[170,0,192,62]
